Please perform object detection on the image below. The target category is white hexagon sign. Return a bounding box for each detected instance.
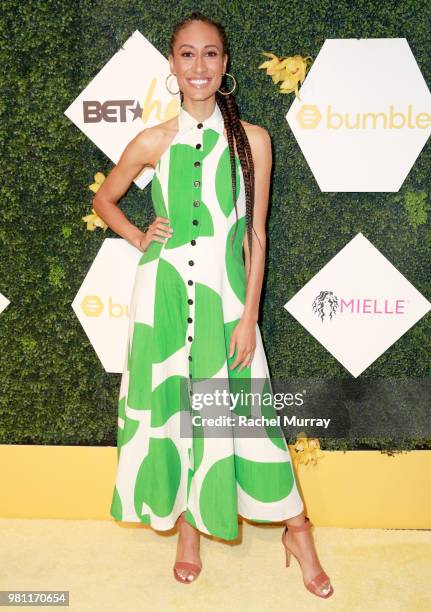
[286,38,431,191]
[72,239,142,373]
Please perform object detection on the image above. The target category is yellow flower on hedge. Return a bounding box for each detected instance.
[307,438,321,450]
[288,431,324,468]
[88,172,106,194]
[82,208,108,231]
[258,51,286,82]
[83,172,108,231]
[259,51,312,100]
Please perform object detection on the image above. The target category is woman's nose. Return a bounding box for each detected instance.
[193,55,206,71]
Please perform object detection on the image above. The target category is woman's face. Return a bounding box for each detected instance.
[169,21,228,102]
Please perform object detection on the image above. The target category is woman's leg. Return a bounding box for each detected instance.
[174,511,202,582]
[284,512,332,596]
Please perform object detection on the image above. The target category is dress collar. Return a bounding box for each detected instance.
[178,101,224,135]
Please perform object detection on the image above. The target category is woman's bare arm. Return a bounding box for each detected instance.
[241,125,272,323]
[92,129,172,251]
[228,125,271,371]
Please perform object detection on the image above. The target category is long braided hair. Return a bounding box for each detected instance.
[168,11,262,263]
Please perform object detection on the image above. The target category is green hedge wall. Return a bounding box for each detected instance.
[1,0,429,450]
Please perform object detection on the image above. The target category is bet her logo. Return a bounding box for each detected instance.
[82,78,178,124]
[297,104,430,130]
[312,290,407,322]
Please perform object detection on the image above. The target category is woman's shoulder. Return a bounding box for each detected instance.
[240,119,271,150]
[132,116,178,167]
[134,115,177,146]
[240,119,270,137]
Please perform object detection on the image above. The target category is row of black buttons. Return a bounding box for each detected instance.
[188,133,203,390]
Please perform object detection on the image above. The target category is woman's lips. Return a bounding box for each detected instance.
[187,78,212,89]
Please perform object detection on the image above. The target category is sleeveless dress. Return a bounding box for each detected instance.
[110,101,304,540]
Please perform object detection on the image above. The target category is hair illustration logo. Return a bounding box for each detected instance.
[312,290,407,322]
[297,104,430,131]
[312,291,338,321]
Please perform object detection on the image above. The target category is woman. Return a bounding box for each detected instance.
[93,11,333,598]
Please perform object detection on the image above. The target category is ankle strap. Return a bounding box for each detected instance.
[287,516,312,532]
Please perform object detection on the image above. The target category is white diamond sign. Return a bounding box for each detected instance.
[284,233,431,377]
[64,29,180,190]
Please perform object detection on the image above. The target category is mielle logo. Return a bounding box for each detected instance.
[312,290,407,322]
[297,104,431,130]
[83,78,178,124]
[81,295,130,318]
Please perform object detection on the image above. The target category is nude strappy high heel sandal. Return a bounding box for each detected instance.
[173,513,202,584]
[281,516,334,598]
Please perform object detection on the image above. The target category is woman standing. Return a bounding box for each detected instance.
[93,11,333,598]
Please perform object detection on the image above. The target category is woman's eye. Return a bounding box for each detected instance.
[181,51,218,57]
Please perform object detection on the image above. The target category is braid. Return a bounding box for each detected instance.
[169,11,262,265]
[216,90,261,263]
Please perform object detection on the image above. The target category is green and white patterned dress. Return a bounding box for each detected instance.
[110,101,304,540]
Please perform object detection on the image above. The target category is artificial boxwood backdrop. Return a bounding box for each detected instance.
[1,0,430,450]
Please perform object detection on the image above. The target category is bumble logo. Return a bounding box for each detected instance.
[81,295,130,318]
[297,104,430,130]
[297,105,322,129]
[81,295,104,317]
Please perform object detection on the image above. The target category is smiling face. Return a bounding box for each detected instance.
[169,20,228,102]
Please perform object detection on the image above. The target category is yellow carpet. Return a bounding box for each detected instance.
[1,518,430,611]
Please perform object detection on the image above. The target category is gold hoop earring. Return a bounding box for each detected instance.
[165,73,180,95]
[218,72,237,95]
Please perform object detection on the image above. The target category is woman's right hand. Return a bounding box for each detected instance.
[131,217,173,252]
